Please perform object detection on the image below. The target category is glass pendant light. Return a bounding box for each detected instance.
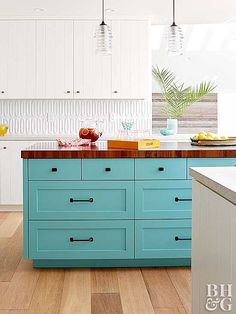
[167,0,184,56]
[94,0,112,55]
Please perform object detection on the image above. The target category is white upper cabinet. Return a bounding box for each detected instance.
[0,19,150,99]
[36,20,74,98]
[112,20,151,99]
[0,21,36,99]
[74,20,112,99]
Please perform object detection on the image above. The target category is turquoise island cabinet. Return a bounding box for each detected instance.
[21,142,236,268]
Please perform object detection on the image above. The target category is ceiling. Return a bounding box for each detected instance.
[0,0,236,24]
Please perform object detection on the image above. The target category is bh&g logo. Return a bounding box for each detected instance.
[206,284,232,312]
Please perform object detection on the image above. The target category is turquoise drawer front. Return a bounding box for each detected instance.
[29,181,134,220]
[135,220,192,259]
[135,159,187,180]
[29,159,81,181]
[82,159,134,180]
[29,220,134,259]
[135,180,192,219]
[187,158,236,179]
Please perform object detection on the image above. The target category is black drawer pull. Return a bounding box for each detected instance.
[51,168,58,172]
[175,236,192,241]
[70,237,93,242]
[105,167,111,172]
[175,197,192,202]
[158,167,165,172]
[70,198,94,203]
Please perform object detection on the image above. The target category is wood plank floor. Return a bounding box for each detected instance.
[0,212,192,314]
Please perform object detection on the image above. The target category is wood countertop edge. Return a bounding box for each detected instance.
[21,149,236,159]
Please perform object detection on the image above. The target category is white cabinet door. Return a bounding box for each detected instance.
[36,20,74,98]
[0,22,8,98]
[74,20,112,99]
[0,141,37,205]
[112,20,151,99]
[0,21,36,99]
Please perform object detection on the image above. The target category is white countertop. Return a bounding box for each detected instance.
[190,167,236,205]
[0,135,58,141]
[0,133,193,142]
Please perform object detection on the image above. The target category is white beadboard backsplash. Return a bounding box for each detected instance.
[0,99,152,136]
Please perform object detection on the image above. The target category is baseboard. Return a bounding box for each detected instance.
[33,258,191,268]
[0,205,23,211]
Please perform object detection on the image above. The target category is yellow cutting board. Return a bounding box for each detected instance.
[107,139,160,150]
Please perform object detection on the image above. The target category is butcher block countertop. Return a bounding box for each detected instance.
[21,141,236,159]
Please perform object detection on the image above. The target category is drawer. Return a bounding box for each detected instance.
[29,220,134,259]
[187,158,236,179]
[29,159,81,180]
[29,181,134,220]
[135,220,191,259]
[135,180,192,219]
[135,159,187,180]
[82,159,134,180]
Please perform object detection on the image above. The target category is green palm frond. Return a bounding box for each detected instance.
[152,66,216,119]
[152,67,176,93]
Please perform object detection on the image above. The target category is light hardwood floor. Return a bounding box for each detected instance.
[0,212,192,314]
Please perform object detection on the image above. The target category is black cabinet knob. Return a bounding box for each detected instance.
[113,91,118,94]
[66,91,71,94]
[51,168,58,172]
[158,167,165,172]
[105,167,111,172]
[1,91,4,94]
[76,91,80,94]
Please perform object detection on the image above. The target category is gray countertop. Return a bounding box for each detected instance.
[190,167,236,205]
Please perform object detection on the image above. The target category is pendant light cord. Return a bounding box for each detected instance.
[100,0,106,25]
[172,0,177,26]
[102,0,105,23]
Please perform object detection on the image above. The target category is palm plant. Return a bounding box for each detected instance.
[152,66,216,119]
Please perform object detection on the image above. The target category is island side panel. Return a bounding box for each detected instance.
[23,158,29,258]
[192,180,233,314]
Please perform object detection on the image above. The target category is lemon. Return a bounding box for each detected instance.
[198,134,206,140]
[206,135,213,140]
[0,124,8,136]
[220,136,228,140]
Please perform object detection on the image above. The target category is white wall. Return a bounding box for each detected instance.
[218,94,236,135]
[152,24,236,135]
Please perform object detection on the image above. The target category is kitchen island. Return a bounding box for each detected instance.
[21,142,236,268]
[190,167,236,313]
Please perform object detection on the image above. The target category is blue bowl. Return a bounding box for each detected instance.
[160,128,175,136]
